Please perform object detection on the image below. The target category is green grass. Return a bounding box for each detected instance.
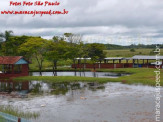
[15,76,110,83]
[104,68,163,86]
[0,105,39,119]
[14,68,163,86]
[29,58,73,71]
[104,49,163,57]
[0,115,4,120]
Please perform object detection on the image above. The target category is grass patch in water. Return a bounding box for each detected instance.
[15,76,110,83]
[14,68,163,86]
[0,105,39,119]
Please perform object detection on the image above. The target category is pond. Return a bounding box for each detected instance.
[0,80,162,122]
[31,71,129,78]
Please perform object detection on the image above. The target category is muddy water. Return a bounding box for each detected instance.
[0,81,162,122]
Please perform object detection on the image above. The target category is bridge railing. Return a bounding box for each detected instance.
[0,112,30,122]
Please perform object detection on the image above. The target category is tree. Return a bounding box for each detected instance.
[0,30,13,54]
[0,30,13,42]
[18,37,48,75]
[64,33,82,44]
[52,36,64,43]
[45,40,68,75]
[64,33,73,37]
[65,33,84,70]
[1,36,34,56]
[130,48,135,52]
[86,43,106,70]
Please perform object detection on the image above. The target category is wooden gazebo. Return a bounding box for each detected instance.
[0,56,29,78]
[72,55,163,69]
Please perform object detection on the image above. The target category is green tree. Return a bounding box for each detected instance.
[64,33,84,70]
[18,37,48,74]
[1,36,34,56]
[67,43,80,70]
[86,43,106,70]
[0,30,13,42]
[52,36,64,43]
[64,33,73,38]
[0,30,13,54]
[130,48,135,52]
[45,40,68,75]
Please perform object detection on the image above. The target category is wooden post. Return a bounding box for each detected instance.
[78,59,80,64]
[133,59,135,68]
[18,118,21,122]
[104,59,106,64]
[113,60,115,64]
[2,64,4,73]
[143,59,144,64]
[114,64,116,69]
[12,64,14,74]
[126,60,128,63]
[119,59,121,63]
[84,59,86,69]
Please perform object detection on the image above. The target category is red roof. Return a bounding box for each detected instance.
[0,56,23,64]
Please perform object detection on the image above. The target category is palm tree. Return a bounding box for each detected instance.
[0,30,13,42]
[0,30,13,55]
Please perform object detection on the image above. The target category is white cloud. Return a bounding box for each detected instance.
[0,0,163,45]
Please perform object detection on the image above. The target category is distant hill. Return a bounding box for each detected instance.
[104,44,163,50]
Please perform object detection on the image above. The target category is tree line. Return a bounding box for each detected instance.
[105,44,163,50]
[0,31,106,74]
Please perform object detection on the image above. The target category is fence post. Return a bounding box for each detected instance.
[18,118,21,122]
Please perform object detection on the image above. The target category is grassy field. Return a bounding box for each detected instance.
[14,68,163,86]
[104,49,163,57]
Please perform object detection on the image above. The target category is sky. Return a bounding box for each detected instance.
[0,0,163,45]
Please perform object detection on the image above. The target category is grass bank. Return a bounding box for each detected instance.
[14,68,163,86]
[29,68,91,72]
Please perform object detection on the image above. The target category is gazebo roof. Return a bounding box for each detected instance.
[0,56,29,64]
[132,55,163,60]
[104,57,123,60]
[75,58,91,60]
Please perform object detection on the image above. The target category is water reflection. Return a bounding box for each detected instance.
[0,80,29,98]
[0,80,105,98]
[29,81,105,96]
[87,82,105,91]
[31,71,129,78]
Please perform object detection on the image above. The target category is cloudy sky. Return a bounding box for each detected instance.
[0,0,163,45]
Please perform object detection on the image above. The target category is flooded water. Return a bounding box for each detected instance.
[31,71,129,78]
[0,80,162,122]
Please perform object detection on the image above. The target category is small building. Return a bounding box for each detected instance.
[0,56,29,78]
[72,55,163,69]
[132,55,163,68]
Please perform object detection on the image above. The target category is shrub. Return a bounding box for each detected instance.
[130,48,135,52]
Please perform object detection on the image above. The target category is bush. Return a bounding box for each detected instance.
[130,48,135,52]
